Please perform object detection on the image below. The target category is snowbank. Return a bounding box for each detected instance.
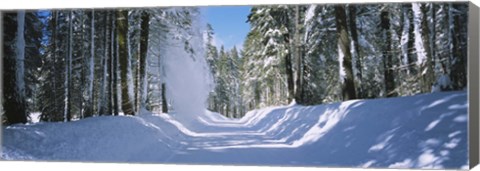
[1,91,468,169]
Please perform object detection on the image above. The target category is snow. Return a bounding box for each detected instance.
[453,115,467,122]
[338,43,346,82]
[28,112,41,123]
[432,74,452,93]
[416,150,442,169]
[1,91,468,169]
[360,160,376,168]
[304,5,317,25]
[400,7,410,67]
[287,99,297,106]
[389,159,413,168]
[368,135,394,152]
[431,84,441,93]
[424,119,441,131]
[448,131,461,138]
[161,10,213,126]
[412,3,427,67]
[443,138,461,149]
[303,5,317,42]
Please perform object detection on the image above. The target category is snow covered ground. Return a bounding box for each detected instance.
[1,91,469,169]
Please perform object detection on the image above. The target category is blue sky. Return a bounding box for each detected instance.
[201,6,251,51]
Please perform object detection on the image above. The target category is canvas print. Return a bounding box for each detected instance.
[0,2,471,169]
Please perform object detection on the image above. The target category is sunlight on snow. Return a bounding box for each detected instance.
[424,119,441,131]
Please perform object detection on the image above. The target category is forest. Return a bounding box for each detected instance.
[1,2,469,124]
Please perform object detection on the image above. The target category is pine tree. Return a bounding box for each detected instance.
[245,6,295,107]
[302,5,337,104]
[205,24,219,112]
[241,30,263,110]
[229,46,242,117]
[260,6,293,104]
[216,46,230,115]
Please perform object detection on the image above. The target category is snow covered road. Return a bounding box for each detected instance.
[1,91,469,169]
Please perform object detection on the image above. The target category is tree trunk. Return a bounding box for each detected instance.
[117,9,135,115]
[276,9,295,104]
[65,10,73,122]
[138,11,150,113]
[294,5,304,104]
[284,39,295,104]
[439,4,449,74]
[162,83,168,113]
[134,53,139,112]
[422,4,435,93]
[430,4,436,68]
[406,4,416,75]
[80,12,86,119]
[112,11,119,116]
[413,3,434,93]
[348,5,363,98]
[381,9,396,97]
[51,11,59,120]
[99,11,109,115]
[3,11,28,124]
[84,9,95,118]
[107,11,113,115]
[335,5,357,100]
[449,3,466,89]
